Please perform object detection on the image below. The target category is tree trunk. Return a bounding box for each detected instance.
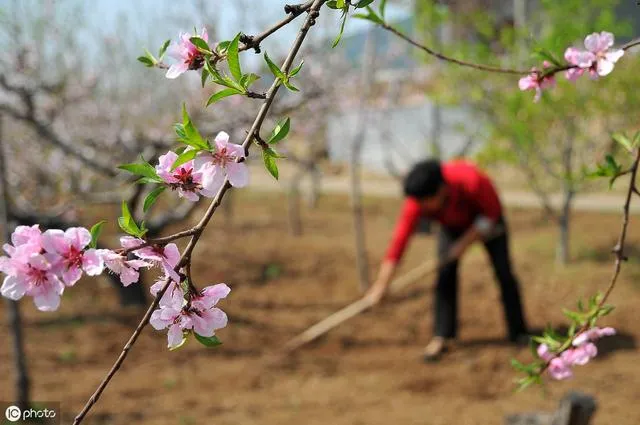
[349,29,376,292]
[556,189,574,265]
[557,134,575,265]
[306,166,322,209]
[0,114,31,410]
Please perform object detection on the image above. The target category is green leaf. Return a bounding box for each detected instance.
[332,11,349,48]
[263,148,279,180]
[189,36,212,54]
[633,131,640,149]
[137,56,155,67]
[532,47,562,67]
[612,133,632,152]
[206,88,241,106]
[336,0,345,7]
[143,186,166,213]
[289,60,304,78]
[596,305,615,317]
[178,104,208,149]
[356,0,375,7]
[264,52,286,81]
[89,220,107,249]
[282,79,299,92]
[118,161,162,182]
[562,308,585,325]
[158,39,171,59]
[194,333,223,347]
[241,73,260,89]
[171,148,199,170]
[326,0,339,8]
[379,0,387,18]
[353,7,384,25]
[268,117,291,144]
[227,33,242,82]
[216,40,231,54]
[118,201,137,236]
[136,176,162,184]
[201,66,210,88]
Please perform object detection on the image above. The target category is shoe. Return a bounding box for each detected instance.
[422,336,448,362]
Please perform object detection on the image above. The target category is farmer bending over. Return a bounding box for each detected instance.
[366,158,529,361]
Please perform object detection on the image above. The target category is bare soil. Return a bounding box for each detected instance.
[2,191,640,425]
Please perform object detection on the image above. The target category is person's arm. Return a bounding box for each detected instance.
[366,198,421,303]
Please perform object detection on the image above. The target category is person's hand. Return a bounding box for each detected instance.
[447,241,467,262]
[365,280,388,305]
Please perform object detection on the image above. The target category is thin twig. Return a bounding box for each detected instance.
[380,23,529,75]
[380,23,640,79]
[71,2,326,424]
[240,1,314,53]
[537,148,640,377]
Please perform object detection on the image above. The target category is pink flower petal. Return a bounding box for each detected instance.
[41,229,66,254]
[226,162,249,188]
[1,275,28,300]
[82,249,104,276]
[166,63,189,79]
[65,227,92,250]
[33,290,61,312]
[62,267,83,286]
[163,244,180,268]
[167,324,185,348]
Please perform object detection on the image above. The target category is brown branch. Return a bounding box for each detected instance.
[597,148,640,308]
[380,23,530,75]
[536,148,640,378]
[71,2,326,424]
[380,24,640,80]
[240,1,314,53]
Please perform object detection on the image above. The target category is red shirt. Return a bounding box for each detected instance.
[384,160,502,263]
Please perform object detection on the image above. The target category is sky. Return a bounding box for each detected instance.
[6,0,409,71]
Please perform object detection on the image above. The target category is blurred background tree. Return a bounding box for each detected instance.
[414,0,638,264]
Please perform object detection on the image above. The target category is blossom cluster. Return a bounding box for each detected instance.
[0,226,230,348]
[537,326,616,380]
[519,31,625,102]
[156,131,248,202]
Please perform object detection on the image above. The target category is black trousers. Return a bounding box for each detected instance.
[434,218,528,341]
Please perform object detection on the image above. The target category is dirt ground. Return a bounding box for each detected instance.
[2,190,640,425]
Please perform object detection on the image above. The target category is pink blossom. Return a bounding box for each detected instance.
[189,283,230,337]
[149,282,230,349]
[564,47,596,81]
[166,27,208,79]
[518,61,555,102]
[100,249,151,287]
[41,227,104,286]
[584,31,624,77]
[572,326,616,346]
[1,251,65,312]
[155,151,217,201]
[548,357,573,380]
[537,343,554,362]
[149,285,187,348]
[120,237,181,283]
[10,225,43,251]
[194,132,249,191]
[562,343,598,366]
[150,278,182,307]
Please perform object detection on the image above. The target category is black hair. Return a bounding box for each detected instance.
[403,159,444,198]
